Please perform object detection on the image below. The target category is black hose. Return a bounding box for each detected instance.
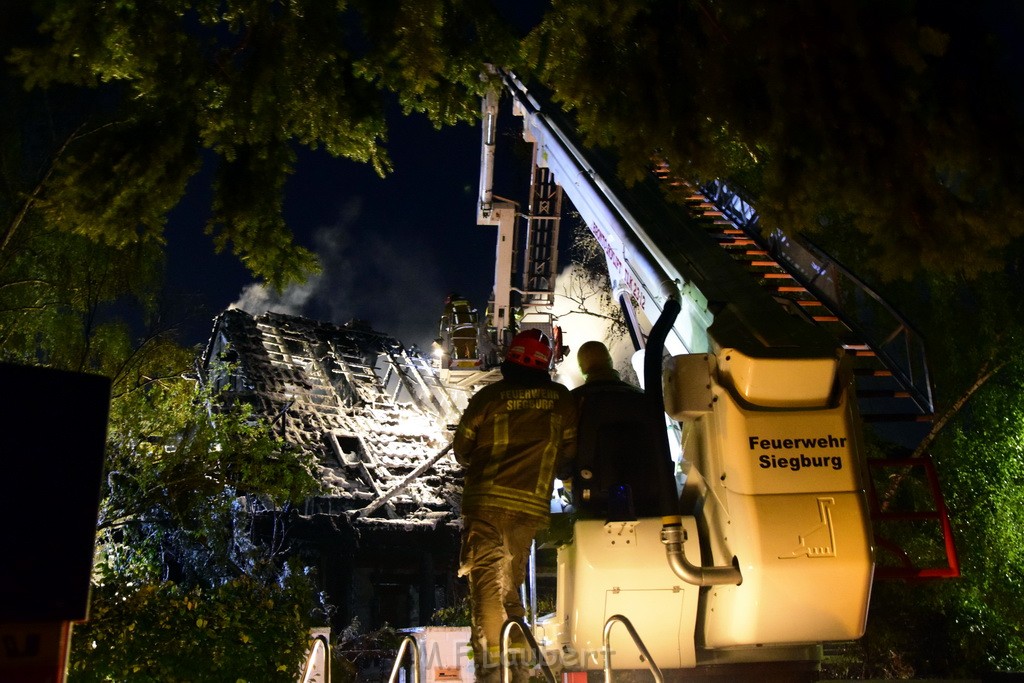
[643,298,682,517]
[644,298,681,402]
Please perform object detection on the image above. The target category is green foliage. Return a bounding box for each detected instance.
[76,346,326,677]
[100,369,322,582]
[931,368,1024,672]
[430,597,472,627]
[7,1,1024,676]
[849,263,1024,675]
[37,116,200,251]
[68,573,315,683]
[350,0,524,126]
[0,156,172,375]
[332,621,403,683]
[6,0,524,289]
[528,0,1024,280]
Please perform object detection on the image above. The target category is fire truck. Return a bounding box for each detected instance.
[423,68,957,682]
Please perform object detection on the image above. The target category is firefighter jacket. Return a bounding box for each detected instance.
[454,374,577,523]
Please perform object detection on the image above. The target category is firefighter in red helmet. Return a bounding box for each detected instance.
[453,329,577,682]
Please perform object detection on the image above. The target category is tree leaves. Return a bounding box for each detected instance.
[7,0,524,289]
[103,369,321,540]
[528,0,1024,280]
[69,574,315,682]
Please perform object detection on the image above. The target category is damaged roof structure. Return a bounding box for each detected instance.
[201,308,473,630]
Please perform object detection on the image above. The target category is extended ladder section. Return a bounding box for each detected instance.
[477,74,566,365]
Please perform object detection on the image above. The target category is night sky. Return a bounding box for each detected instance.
[162,2,554,353]
[166,104,529,352]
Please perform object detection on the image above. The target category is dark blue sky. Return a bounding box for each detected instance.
[166,105,530,351]
[165,2,556,351]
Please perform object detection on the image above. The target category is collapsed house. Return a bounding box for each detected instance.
[201,308,471,631]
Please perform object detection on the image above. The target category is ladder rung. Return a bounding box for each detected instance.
[763,272,794,279]
[813,315,840,322]
[855,368,893,377]
[861,413,933,423]
[857,389,912,399]
[797,300,824,306]
[749,260,780,268]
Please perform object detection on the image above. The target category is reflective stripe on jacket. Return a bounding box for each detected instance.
[454,378,577,522]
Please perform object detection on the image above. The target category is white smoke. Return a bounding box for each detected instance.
[229,198,446,351]
[550,263,636,390]
[227,207,636,372]
[230,277,320,316]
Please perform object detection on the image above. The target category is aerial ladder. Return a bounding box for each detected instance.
[432,73,569,393]
[458,69,958,681]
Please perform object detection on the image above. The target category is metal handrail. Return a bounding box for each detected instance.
[789,232,933,412]
[299,634,331,683]
[602,614,663,683]
[701,179,934,415]
[499,619,557,683]
[388,635,421,683]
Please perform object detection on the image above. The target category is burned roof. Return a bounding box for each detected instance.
[202,309,467,530]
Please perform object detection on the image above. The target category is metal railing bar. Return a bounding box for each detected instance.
[499,619,558,683]
[602,614,663,683]
[300,634,331,683]
[388,635,421,683]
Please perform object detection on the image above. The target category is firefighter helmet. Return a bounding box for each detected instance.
[505,329,552,369]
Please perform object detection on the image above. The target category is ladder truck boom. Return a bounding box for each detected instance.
[477,69,875,681]
[500,70,840,364]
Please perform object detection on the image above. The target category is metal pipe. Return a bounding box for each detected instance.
[660,523,742,586]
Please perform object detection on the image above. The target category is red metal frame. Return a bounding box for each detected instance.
[866,455,960,580]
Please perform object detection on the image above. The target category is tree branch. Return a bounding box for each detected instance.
[1,123,86,255]
[911,355,1013,458]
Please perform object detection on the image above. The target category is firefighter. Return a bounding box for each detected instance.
[573,339,636,393]
[570,340,660,521]
[453,329,577,683]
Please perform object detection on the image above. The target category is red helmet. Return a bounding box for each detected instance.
[505,329,552,369]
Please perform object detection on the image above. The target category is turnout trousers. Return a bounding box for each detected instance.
[459,508,544,683]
